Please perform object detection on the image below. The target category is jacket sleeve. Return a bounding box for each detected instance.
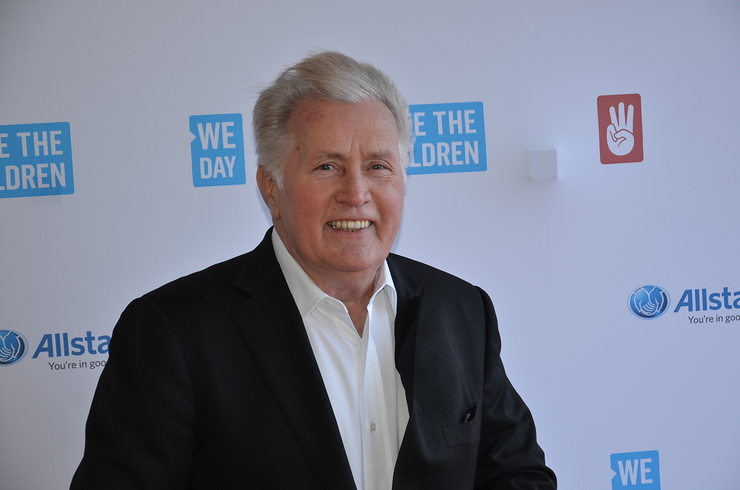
[70,297,197,490]
[473,287,557,490]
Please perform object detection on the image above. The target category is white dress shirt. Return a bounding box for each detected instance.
[272,230,409,490]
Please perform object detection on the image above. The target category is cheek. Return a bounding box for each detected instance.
[379,189,405,227]
[283,188,329,229]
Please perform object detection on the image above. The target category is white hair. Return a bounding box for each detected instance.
[252,51,412,187]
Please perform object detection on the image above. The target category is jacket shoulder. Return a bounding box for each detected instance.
[142,230,276,305]
[387,253,477,291]
[387,253,489,315]
[143,252,249,304]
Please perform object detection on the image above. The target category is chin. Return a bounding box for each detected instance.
[328,254,383,273]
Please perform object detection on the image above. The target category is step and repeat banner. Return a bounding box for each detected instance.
[1,1,739,488]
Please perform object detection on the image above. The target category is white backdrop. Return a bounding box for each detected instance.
[1,0,739,488]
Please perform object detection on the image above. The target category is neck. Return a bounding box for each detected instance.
[309,268,378,336]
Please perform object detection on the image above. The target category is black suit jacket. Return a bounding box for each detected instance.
[71,230,556,489]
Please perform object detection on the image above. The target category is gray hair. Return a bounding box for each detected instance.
[252,51,412,187]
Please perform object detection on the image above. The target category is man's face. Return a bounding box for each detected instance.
[258,99,405,287]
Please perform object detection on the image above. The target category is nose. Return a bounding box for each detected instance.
[336,166,371,207]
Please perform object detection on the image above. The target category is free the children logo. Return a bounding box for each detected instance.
[0,122,75,198]
[408,102,487,175]
[597,94,644,164]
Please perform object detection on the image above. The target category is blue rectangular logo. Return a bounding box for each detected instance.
[408,102,487,175]
[190,114,246,187]
[611,450,661,489]
[0,122,74,198]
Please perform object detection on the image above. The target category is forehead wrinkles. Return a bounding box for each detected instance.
[288,103,321,148]
[288,100,400,159]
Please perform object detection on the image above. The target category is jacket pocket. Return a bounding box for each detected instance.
[442,402,480,448]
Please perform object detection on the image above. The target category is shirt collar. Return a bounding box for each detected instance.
[271,228,397,319]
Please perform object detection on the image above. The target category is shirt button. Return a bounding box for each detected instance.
[370,423,377,432]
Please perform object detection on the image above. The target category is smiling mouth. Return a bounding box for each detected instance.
[327,220,371,232]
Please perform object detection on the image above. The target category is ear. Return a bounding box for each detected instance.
[257,165,281,221]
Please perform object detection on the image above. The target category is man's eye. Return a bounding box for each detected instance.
[370,163,388,170]
[318,164,333,171]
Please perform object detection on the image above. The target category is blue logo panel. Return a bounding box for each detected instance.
[0,330,28,366]
[0,122,75,198]
[190,114,246,187]
[611,451,660,489]
[408,102,487,175]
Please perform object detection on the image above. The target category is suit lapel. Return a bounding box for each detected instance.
[391,255,453,489]
[387,254,424,415]
[231,232,356,490]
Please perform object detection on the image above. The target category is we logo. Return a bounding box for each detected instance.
[611,450,660,489]
[189,114,246,187]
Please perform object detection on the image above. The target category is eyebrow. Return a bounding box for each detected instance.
[315,151,348,162]
[314,150,394,161]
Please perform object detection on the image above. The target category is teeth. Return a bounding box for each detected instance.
[328,220,371,232]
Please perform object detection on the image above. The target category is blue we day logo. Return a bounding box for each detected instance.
[611,451,660,489]
[0,122,74,198]
[408,102,487,175]
[190,114,245,187]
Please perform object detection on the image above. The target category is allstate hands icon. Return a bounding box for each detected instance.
[606,102,635,156]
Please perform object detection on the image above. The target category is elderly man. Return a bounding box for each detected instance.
[71,52,556,490]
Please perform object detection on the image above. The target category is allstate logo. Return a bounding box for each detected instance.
[0,330,28,365]
[629,286,670,319]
